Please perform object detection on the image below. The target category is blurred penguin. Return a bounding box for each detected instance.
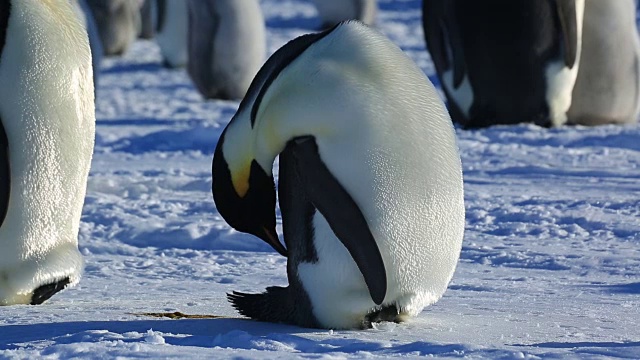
[138,0,156,39]
[85,0,140,56]
[311,0,377,28]
[156,0,188,68]
[423,0,585,128]
[71,0,104,89]
[187,0,266,100]
[567,0,640,125]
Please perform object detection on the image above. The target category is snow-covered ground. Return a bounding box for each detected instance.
[2,0,639,358]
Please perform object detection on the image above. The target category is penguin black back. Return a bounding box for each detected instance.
[423,0,580,127]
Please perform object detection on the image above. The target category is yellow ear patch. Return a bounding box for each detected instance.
[231,163,251,198]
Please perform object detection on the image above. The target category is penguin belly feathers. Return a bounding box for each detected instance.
[212,22,465,329]
[0,0,95,305]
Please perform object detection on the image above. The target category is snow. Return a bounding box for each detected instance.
[1,0,639,358]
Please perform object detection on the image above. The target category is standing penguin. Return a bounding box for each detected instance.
[0,0,95,305]
[567,0,640,125]
[187,0,266,100]
[85,0,140,56]
[155,0,188,68]
[212,21,465,329]
[422,0,585,128]
[311,0,377,28]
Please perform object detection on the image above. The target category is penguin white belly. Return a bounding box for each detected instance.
[0,0,95,305]
[156,0,188,68]
[545,0,585,127]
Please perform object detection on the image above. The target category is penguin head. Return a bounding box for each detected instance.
[212,119,286,256]
[210,26,342,257]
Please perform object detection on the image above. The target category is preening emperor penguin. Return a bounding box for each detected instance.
[85,0,140,56]
[187,0,266,100]
[155,0,188,68]
[311,0,377,28]
[422,0,585,128]
[567,0,640,125]
[212,21,465,329]
[0,0,95,305]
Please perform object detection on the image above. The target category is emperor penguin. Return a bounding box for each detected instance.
[71,0,104,89]
[311,0,377,28]
[0,0,95,305]
[138,0,155,39]
[85,0,140,56]
[187,0,266,100]
[155,0,188,68]
[422,0,585,128]
[567,0,640,125]
[212,21,465,329]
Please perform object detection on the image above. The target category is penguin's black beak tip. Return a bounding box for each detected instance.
[257,226,288,257]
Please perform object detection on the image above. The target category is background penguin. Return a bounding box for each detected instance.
[85,0,140,56]
[567,0,640,125]
[0,0,95,305]
[155,0,188,68]
[212,21,465,329]
[311,0,377,28]
[187,0,266,100]
[422,0,585,128]
[71,0,104,90]
[138,0,156,40]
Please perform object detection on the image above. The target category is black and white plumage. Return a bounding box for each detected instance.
[212,22,465,329]
[423,0,584,128]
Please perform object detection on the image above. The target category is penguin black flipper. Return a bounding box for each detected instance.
[290,136,387,305]
[0,120,9,227]
[555,0,579,69]
[0,2,11,227]
[422,0,465,88]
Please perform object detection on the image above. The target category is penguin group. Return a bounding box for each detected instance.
[1,0,638,332]
[422,0,640,127]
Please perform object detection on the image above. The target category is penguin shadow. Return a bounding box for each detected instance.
[584,281,640,295]
[0,318,467,355]
[100,61,165,75]
[265,13,320,30]
[377,0,421,12]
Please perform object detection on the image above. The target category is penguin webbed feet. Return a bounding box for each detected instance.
[362,305,406,329]
[30,277,71,305]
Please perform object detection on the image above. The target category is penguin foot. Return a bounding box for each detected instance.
[30,277,71,305]
[362,305,407,328]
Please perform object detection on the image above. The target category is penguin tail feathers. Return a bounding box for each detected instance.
[227,286,316,328]
[227,290,274,321]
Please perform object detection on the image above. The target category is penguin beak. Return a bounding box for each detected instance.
[256,225,287,257]
[212,135,288,257]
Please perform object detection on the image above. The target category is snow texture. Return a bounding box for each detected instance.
[1,0,639,358]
